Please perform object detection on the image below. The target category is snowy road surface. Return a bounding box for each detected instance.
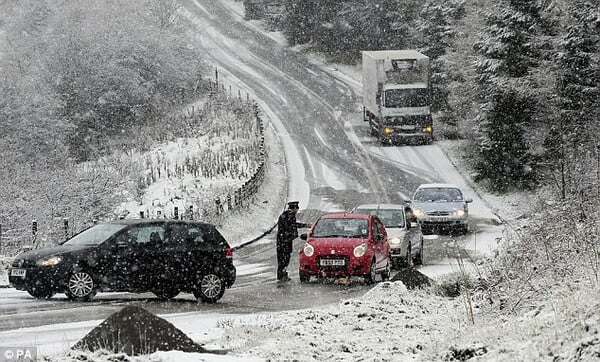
[0,0,505,359]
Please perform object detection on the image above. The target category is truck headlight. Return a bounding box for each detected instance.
[353,243,368,257]
[303,244,314,257]
[37,256,62,267]
[384,127,394,135]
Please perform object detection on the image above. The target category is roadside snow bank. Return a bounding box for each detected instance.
[220,281,463,361]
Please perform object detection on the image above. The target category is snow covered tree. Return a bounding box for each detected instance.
[473,0,544,80]
[471,0,548,190]
[244,0,265,20]
[283,0,320,46]
[543,1,600,201]
[474,89,537,191]
[417,1,465,119]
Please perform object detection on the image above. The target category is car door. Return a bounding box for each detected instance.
[403,208,422,257]
[101,223,166,291]
[130,223,166,291]
[160,222,192,286]
[95,225,137,290]
[372,217,389,270]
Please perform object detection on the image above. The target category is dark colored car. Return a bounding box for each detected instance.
[8,219,236,303]
[351,203,424,269]
[298,213,390,283]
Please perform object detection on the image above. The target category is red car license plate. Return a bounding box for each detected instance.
[320,259,345,266]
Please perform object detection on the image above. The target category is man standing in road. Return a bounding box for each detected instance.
[276,201,311,282]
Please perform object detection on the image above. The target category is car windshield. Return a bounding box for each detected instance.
[414,188,463,202]
[312,218,369,238]
[355,208,405,228]
[64,224,127,246]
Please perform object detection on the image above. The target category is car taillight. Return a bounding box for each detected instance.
[225,247,233,259]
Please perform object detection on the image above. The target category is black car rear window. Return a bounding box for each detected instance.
[167,223,229,247]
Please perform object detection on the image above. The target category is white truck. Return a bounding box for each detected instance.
[362,50,433,145]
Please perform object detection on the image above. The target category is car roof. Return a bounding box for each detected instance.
[320,212,372,220]
[103,219,212,226]
[353,203,406,210]
[416,183,461,190]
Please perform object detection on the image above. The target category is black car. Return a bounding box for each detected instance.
[8,219,236,303]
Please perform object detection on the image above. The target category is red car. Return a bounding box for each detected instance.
[298,213,390,283]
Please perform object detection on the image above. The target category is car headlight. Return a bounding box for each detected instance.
[452,209,466,217]
[383,127,394,135]
[389,237,402,246]
[353,243,368,258]
[412,209,425,218]
[36,256,62,267]
[303,244,314,257]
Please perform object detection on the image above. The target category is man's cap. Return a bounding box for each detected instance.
[287,201,300,209]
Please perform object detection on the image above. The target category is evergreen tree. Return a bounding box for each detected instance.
[543,1,600,199]
[283,0,315,45]
[473,0,543,80]
[244,0,264,20]
[418,1,465,114]
[474,89,537,191]
[471,0,546,190]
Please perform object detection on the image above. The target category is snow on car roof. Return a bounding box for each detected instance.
[353,203,406,210]
[416,183,461,189]
[321,212,371,219]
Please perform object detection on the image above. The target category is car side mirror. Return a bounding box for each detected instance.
[300,233,307,240]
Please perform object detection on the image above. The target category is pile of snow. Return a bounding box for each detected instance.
[72,305,214,355]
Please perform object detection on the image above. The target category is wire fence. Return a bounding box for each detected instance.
[0,67,268,254]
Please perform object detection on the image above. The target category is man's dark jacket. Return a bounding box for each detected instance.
[276,209,307,253]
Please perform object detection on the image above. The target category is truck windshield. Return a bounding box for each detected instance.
[384,89,429,108]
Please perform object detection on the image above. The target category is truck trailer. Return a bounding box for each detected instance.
[362,50,433,145]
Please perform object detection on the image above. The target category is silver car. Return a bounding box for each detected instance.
[408,183,473,235]
[351,204,423,269]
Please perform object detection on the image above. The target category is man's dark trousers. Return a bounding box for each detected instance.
[276,242,291,280]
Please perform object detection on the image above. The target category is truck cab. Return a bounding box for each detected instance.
[362,50,434,145]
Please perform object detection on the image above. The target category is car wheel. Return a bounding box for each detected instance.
[380,260,391,281]
[299,273,311,283]
[460,225,469,235]
[153,288,180,301]
[404,242,412,267]
[364,259,377,284]
[390,257,399,270]
[194,273,225,304]
[413,240,424,266]
[28,287,55,299]
[66,271,96,301]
